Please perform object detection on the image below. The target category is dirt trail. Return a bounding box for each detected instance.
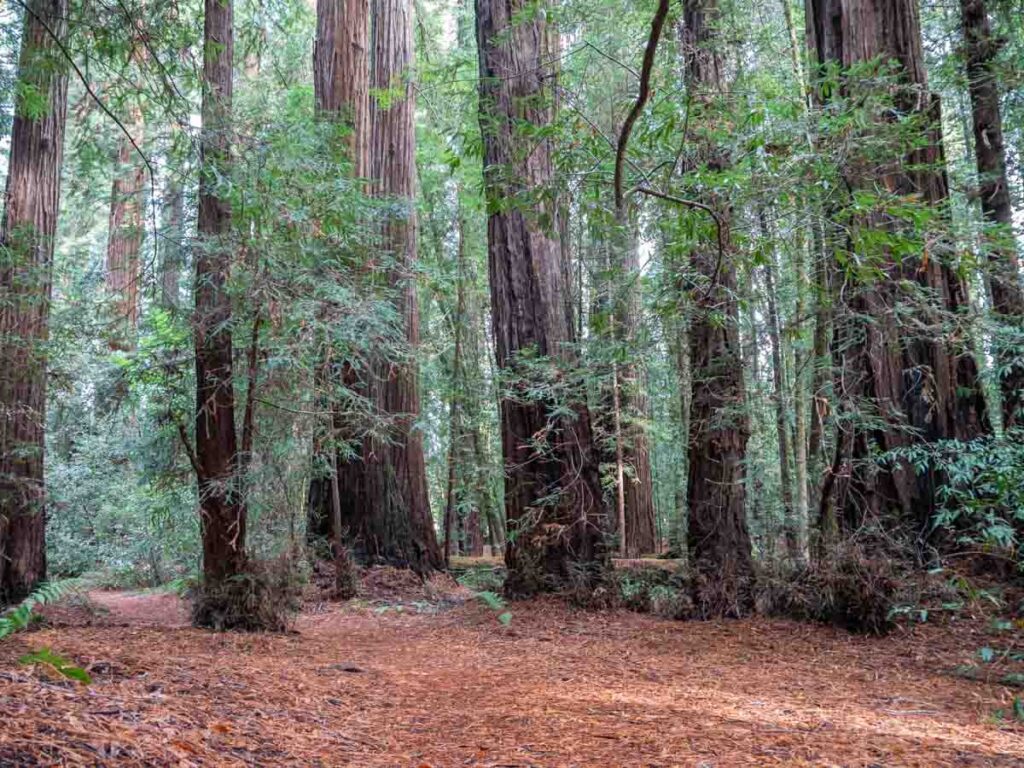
[1,587,1022,766]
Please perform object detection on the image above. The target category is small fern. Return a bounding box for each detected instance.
[0,579,83,641]
[475,590,512,626]
[18,647,92,684]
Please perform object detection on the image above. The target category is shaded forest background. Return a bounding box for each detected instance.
[0,0,1022,628]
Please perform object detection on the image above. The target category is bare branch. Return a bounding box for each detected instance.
[613,0,671,213]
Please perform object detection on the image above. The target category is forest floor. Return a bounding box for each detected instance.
[1,567,1022,767]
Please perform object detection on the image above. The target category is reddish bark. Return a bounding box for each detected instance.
[194,0,246,584]
[681,0,755,616]
[306,0,371,574]
[106,104,145,351]
[360,0,442,572]
[960,0,1024,430]
[807,0,990,538]
[0,0,69,603]
[476,0,608,595]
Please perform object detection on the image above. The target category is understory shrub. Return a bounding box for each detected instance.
[615,565,694,619]
[191,556,305,632]
[755,543,909,634]
[894,435,1024,574]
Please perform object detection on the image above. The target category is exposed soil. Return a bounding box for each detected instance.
[1,571,1022,767]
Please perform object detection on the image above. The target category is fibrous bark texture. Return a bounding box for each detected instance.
[195,0,246,584]
[306,0,372,574]
[0,0,69,603]
[106,105,145,351]
[476,0,608,595]
[807,0,990,539]
[313,0,370,178]
[960,0,1024,430]
[682,0,755,617]
[353,0,442,572]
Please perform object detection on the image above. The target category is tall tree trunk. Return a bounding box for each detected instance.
[307,0,370,594]
[106,104,146,351]
[0,0,69,603]
[807,216,831,514]
[762,231,802,560]
[313,0,370,177]
[792,226,811,556]
[960,0,1024,430]
[668,311,691,555]
[443,222,467,563]
[611,228,656,556]
[476,0,608,595]
[361,0,442,572]
[161,169,183,309]
[194,0,246,587]
[605,15,659,558]
[682,0,754,617]
[780,0,813,554]
[807,0,990,539]
[306,0,369,555]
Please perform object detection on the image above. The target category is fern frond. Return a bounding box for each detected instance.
[0,579,84,641]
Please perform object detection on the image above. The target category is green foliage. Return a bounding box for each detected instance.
[18,648,92,684]
[893,437,1024,571]
[456,564,505,593]
[474,590,512,625]
[0,580,82,640]
[615,567,694,619]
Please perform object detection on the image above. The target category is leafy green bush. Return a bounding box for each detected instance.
[894,435,1024,572]
[614,566,694,619]
[47,410,199,586]
[455,564,505,593]
[474,590,512,625]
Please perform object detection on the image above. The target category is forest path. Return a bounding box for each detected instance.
[1,586,1022,766]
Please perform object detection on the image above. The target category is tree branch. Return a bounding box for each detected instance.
[613,0,671,213]
[175,418,203,480]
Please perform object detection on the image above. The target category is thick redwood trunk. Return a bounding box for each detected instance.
[960,0,1024,430]
[359,0,442,572]
[807,0,990,537]
[682,0,754,616]
[106,105,146,351]
[306,0,371,576]
[313,0,370,176]
[0,0,69,603]
[476,0,608,595]
[194,0,246,585]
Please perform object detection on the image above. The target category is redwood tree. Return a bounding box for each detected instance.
[960,0,1024,430]
[0,0,69,603]
[476,0,608,595]
[358,0,442,572]
[807,0,989,539]
[193,0,246,587]
[681,0,755,616]
[306,0,370,576]
[106,105,146,351]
